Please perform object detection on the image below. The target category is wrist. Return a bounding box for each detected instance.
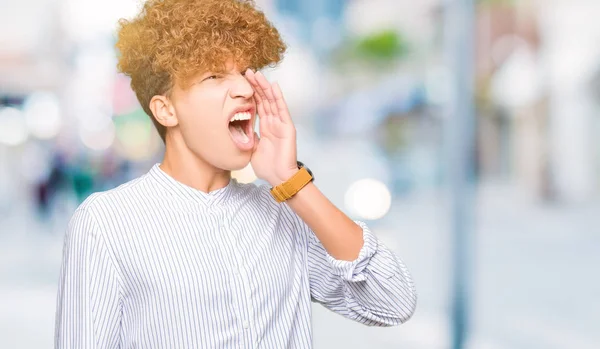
[268,161,314,203]
[268,169,299,187]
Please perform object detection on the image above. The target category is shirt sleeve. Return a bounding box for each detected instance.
[55,208,122,348]
[303,220,417,326]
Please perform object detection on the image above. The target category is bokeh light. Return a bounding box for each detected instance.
[0,107,29,146]
[114,108,160,161]
[112,74,140,116]
[79,121,115,151]
[23,92,63,140]
[344,178,392,220]
[79,110,114,132]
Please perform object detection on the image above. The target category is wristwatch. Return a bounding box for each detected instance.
[270,161,314,203]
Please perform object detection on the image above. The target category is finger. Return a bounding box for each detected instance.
[246,70,274,116]
[246,73,272,122]
[254,95,270,136]
[244,69,260,93]
[272,82,292,124]
[252,85,268,118]
[253,94,266,119]
[245,70,264,107]
[244,70,262,101]
[254,71,279,118]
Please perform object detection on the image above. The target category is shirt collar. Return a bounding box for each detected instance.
[148,163,239,208]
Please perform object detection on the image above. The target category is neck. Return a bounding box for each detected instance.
[160,135,231,194]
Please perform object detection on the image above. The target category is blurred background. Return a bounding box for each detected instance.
[1,0,599,348]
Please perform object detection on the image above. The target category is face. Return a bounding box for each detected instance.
[161,60,257,171]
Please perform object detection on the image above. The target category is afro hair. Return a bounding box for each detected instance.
[115,0,287,142]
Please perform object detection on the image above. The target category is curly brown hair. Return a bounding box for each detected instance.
[115,0,287,142]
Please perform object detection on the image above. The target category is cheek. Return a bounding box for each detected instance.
[174,86,230,142]
[177,107,227,146]
[177,99,219,128]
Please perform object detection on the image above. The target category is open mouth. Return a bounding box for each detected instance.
[228,110,253,145]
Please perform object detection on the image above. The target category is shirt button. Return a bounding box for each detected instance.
[243,321,250,329]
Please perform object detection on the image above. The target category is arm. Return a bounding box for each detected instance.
[55,208,122,348]
[244,70,416,325]
[287,181,363,261]
[286,185,417,326]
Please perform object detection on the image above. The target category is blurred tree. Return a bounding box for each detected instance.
[354,30,408,61]
[331,29,409,71]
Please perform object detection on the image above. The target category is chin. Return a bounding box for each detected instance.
[223,154,252,171]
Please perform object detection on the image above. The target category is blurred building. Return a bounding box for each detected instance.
[474,0,600,203]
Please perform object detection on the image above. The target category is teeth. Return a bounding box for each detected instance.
[230,111,251,122]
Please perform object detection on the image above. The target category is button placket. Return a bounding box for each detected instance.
[217,214,247,335]
[219,215,255,338]
[225,222,256,338]
[234,265,252,331]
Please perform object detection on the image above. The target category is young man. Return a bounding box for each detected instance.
[54,0,417,348]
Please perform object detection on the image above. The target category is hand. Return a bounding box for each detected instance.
[245,69,298,187]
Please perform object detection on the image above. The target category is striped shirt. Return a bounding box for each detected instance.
[55,163,417,348]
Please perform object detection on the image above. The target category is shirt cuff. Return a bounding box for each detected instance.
[325,221,378,282]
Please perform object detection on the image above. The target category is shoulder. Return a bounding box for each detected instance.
[74,171,153,222]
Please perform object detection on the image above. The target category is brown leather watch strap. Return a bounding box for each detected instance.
[270,167,313,203]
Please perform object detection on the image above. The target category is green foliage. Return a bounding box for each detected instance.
[354,29,408,61]
[330,29,409,70]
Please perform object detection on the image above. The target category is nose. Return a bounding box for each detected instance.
[229,74,254,100]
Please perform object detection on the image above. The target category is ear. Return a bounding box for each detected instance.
[149,95,178,128]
